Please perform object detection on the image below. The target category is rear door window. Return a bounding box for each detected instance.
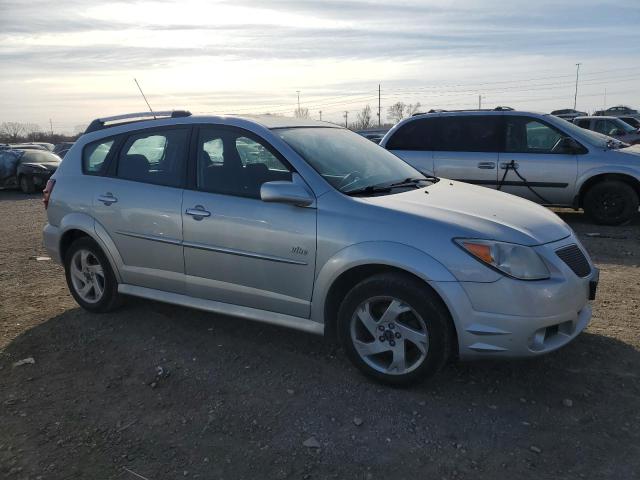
[434,116,503,152]
[116,128,190,187]
[386,118,436,150]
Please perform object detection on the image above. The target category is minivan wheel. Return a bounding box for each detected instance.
[64,237,121,313]
[337,273,452,386]
[583,180,639,225]
[19,175,35,194]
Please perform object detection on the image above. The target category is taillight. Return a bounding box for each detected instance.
[43,179,56,209]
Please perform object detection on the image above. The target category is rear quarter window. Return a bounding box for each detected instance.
[83,139,115,175]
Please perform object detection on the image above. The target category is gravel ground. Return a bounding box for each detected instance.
[1,191,639,480]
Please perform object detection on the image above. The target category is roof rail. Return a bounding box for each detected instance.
[414,106,514,116]
[84,110,192,134]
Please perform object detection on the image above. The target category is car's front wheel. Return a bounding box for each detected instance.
[337,273,452,385]
[583,180,639,225]
[64,237,121,313]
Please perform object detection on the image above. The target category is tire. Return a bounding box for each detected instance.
[337,273,453,386]
[64,237,122,313]
[583,180,639,226]
[19,175,35,194]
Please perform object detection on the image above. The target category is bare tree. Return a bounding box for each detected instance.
[354,105,373,130]
[24,123,42,141]
[406,102,422,116]
[387,102,406,123]
[1,122,26,141]
[294,107,310,119]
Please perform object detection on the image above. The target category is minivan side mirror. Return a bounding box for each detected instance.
[260,175,314,207]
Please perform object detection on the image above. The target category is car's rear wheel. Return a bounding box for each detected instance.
[64,237,121,313]
[19,175,35,194]
[337,273,452,386]
[583,180,639,225]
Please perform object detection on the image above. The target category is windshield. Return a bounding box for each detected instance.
[277,127,430,194]
[614,118,637,133]
[549,115,628,149]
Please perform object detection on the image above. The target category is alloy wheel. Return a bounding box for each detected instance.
[69,249,106,304]
[349,296,429,375]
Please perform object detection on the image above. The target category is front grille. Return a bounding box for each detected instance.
[556,244,591,277]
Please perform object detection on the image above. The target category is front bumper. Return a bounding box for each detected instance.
[431,236,598,359]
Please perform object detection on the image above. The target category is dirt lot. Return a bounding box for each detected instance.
[1,191,639,480]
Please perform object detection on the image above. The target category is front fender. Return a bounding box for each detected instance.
[310,241,456,324]
[576,166,640,194]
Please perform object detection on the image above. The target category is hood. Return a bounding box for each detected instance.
[361,180,572,246]
[616,144,640,157]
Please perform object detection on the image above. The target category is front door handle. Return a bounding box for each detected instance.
[185,205,211,220]
[500,161,519,170]
[477,162,496,169]
[97,193,117,205]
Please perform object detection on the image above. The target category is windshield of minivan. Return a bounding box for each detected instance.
[551,115,628,149]
[277,127,433,194]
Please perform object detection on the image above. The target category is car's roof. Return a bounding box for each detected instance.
[574,116,621,120]
[410,109,548,118]
[230,114,338,129]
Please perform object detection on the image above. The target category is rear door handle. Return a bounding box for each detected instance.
[500,162,519,170]
[477,162,496,169]
[97,193,117,205]
[185,205,211,220]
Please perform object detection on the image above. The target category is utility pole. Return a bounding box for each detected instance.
[49,119,53,136]
[378,84,381,127]
[296,90,301,111]
[344,111,348,128]
[319,110,322,121]
[478,95,482,109]
[604,88,607,110]
[573,63,581,110]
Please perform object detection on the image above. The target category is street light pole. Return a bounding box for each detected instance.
[573,63,581,110]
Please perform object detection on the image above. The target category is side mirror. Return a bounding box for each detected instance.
[260,175,314,207]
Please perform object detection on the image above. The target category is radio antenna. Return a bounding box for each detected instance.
[134,78,156,119]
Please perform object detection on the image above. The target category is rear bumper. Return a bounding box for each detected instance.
[43,223,62,263]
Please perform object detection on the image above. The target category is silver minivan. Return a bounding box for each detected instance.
[43,111,598,385]
[380,109,640,225]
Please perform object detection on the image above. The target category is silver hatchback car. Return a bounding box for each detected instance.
[43,111,599,385]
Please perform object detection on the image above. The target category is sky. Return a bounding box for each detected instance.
[1,0,639,133]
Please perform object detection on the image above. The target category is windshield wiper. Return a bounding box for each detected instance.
[388,176,437,188]
[343,185,392,196]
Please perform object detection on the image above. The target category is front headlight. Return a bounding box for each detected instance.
[455,239,550,280]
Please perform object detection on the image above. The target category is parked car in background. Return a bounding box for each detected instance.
[573,116,640,145]
[356,129,389,144]
[53,142,74,155]
[551,108,587,120]
[0,149,61,193]
[42,110,598,385]
[594,105,639,117]
[380,108,640,225]
[619,116,640,129]
[6,143,48,151]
